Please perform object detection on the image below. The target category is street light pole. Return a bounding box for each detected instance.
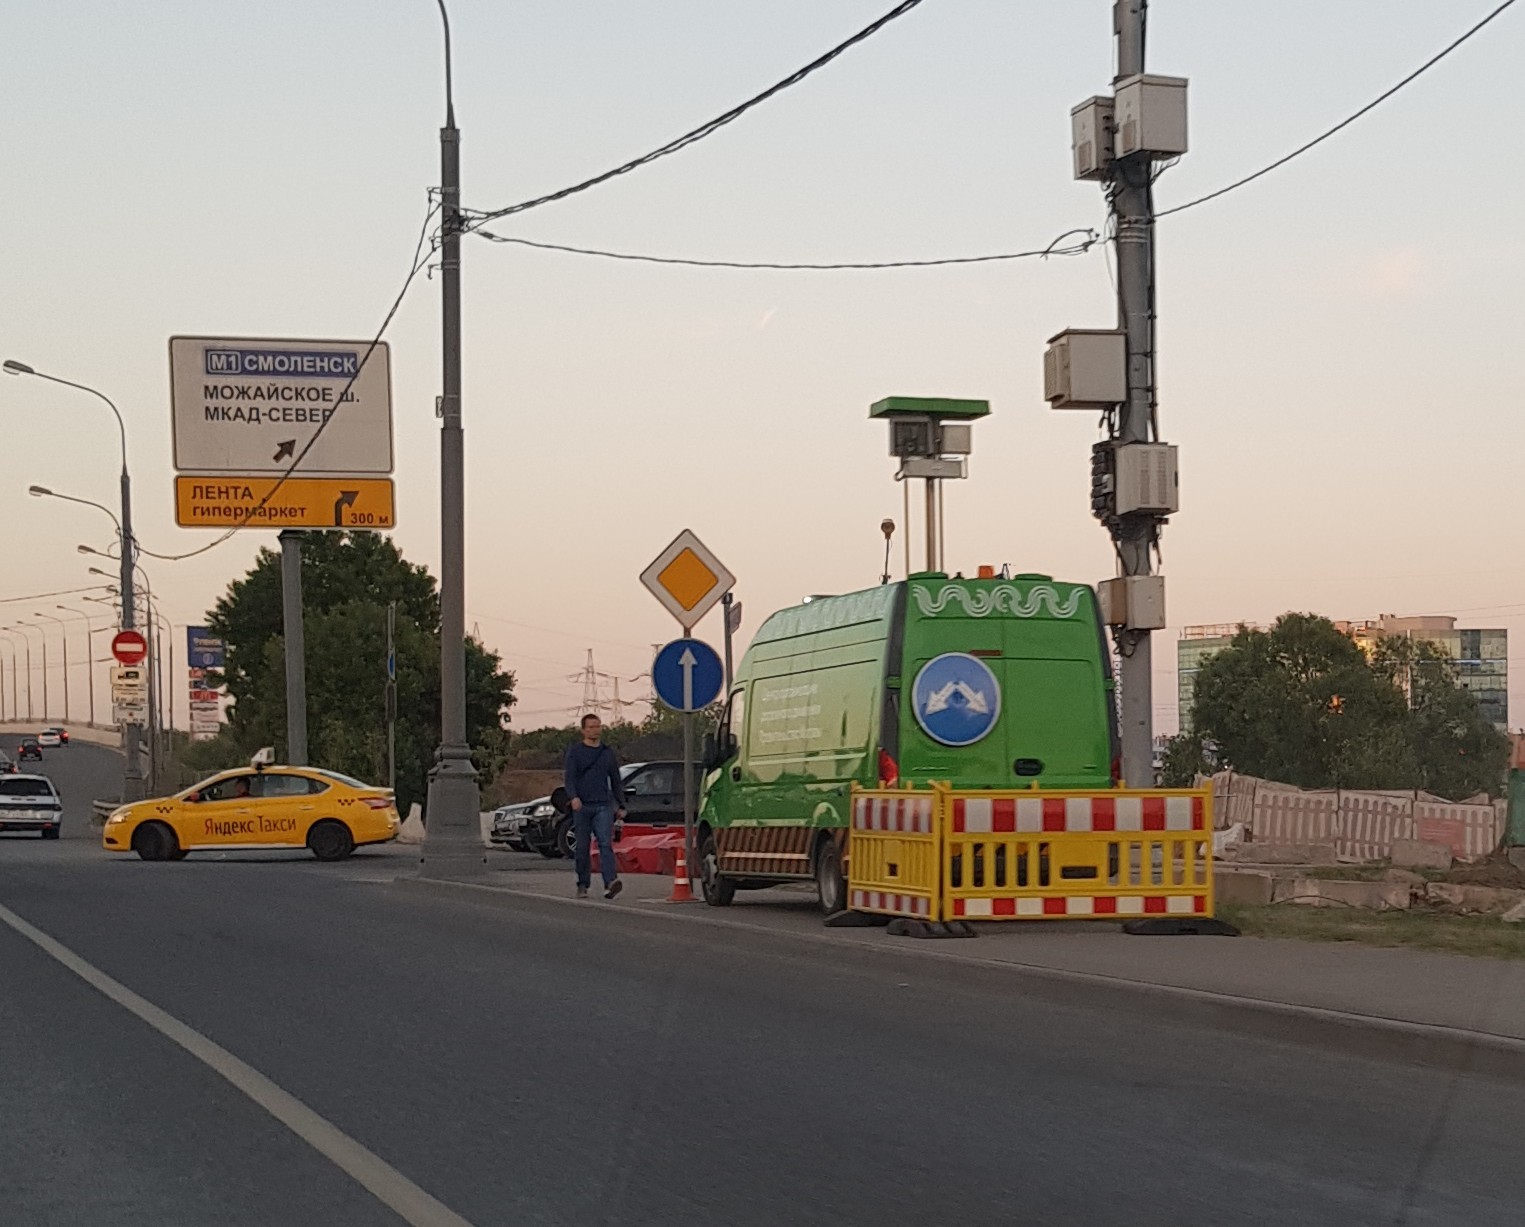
[5,360,143,799]
[0,630,26,720]
[421,0,484,879]
[58,607,97,726]
[16,623,47,721]
[35,612,69,723]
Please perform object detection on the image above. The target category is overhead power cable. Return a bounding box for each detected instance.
[463,0,926,226]
[142,199,441,562]
[1159,0,1519,218]
[474,227,1100,271]
[0,584,113,607]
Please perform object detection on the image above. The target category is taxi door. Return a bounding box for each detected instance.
[247,772,318,846]
[183,772,258,848]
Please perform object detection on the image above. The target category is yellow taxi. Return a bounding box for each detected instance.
[103,751,400,862]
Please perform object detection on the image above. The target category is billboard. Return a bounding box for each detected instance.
[186,626,225,740]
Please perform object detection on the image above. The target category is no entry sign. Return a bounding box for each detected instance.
[111,629,148,666]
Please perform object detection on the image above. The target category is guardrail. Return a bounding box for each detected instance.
[91,800,120,825]
[849,784,1214,924]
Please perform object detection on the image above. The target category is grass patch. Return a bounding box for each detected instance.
[1218,902,1525,961]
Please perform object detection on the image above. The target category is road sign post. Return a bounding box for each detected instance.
[652,637,724,899]
[642,530,735,901]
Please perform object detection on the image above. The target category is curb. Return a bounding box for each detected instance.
[392,875,1525,1082]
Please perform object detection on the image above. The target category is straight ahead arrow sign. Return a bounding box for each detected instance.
[679,646,696,711]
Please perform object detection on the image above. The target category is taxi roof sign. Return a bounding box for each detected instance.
[640,529,735,632]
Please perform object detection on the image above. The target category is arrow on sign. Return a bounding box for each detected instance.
[332,490,358,526]
[273,439,296,462]
[679,646,696,711]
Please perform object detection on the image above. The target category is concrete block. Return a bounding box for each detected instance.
[1508,847,1525,874]
[1382,867,1425,887]
[1392,839,1453,871]
[1214,869,1274,907]
[396,803,426,845]
[1503,899,1525,924]
[1244,842,1340,866]
[1425,882,1525,915]
[1287,878,1410,911]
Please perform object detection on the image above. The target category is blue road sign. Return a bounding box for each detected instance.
[911,652,1002,747]
[186,626,225,671]
[653,638,724,712]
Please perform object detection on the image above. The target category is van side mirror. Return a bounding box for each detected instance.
[701,733,717,769]
[727,732,739,758]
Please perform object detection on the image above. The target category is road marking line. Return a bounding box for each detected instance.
[0,901,474,1227]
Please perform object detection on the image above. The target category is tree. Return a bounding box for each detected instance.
[1184,613,1507,798]
[197,533,513,817]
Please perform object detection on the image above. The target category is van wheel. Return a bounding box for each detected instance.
[815,837,847,915]
[132,822,178,862]
[698,830,735,907]
[308,820,355,862]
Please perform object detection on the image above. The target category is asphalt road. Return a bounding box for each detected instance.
[0,737,125,841]
[3,753,1524,1226]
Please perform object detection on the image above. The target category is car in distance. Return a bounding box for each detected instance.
[0,774,63,839]
[43,725,69,746]
[17,738,43,762]
[35,730,61,749]
[102,755,399,862]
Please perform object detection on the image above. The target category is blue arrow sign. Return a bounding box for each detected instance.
[911,652,1002,747]
[653,638,724,712]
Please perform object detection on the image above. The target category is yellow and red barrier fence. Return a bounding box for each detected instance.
[850,785,1213,923]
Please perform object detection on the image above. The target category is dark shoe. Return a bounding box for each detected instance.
[576,885,589,899]
[604,879,623,900]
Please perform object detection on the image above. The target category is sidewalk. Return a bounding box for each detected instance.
[462,852,1525,1047]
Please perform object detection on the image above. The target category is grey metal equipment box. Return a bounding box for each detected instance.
[1044,329,1127,409]
[938,423,973,455]
[1070,95,1114,181]
[1099,575,1167,630]
[1114,443,1179,516]
[1113,74,1188,159]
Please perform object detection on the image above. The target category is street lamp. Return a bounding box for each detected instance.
[33,611,70,723]
[13,621,47,721]
[421,0,483,880]
[7,360,143,798]
[0,630,19,721]
[57,606,100,726]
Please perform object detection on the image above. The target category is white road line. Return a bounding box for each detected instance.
[0,901,474,1227]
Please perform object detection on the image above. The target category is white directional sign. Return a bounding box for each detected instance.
[640,529,735,633]
[110,665,148,702]
[169,335,394,475]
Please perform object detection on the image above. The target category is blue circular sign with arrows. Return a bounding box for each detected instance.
[911,653,1002,747]
[653,638,724,712]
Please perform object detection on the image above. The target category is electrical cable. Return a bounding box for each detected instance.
[1158,0,1519,218]
[463,0,927,227]
[140,199,441,563]
[0,585,113,607]
[473,226,1100,270]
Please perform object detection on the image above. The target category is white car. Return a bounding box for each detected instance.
[35,730,61,748]
[0,774,63,839]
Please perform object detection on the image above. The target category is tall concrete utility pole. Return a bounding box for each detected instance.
[421,0,486,879]
[1112,0,1158,787]
[278,530,308,765]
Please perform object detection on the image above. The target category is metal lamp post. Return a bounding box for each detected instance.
[57,606,99,726]
[34,612,69,722]
[7,360,143,799]
[15,622,47,721]
[420,0,484,879]
[0,630,21,721]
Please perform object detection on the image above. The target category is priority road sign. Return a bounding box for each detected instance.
[640,530,735,632]
[111,629,148,666]
[652,638,724,713]
[174,475,395,530]
[169,335,394,476]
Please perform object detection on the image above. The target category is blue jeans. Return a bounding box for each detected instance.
[573,803,618,888]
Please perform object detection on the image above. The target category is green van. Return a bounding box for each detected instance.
[698,572,1120,912]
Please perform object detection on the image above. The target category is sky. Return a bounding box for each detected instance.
[2,0,1523,735]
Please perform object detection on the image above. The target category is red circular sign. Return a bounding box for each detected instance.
[111,629,149,665]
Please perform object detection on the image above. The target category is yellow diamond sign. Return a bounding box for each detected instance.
[641,529,735,631]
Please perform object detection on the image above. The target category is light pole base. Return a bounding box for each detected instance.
[419,742,485,880]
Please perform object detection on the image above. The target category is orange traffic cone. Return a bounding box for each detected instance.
[667,842,697,903]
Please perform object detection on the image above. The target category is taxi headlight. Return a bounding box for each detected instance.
[106,809,129,824]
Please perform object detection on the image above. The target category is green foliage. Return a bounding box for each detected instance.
[1185,613,1508,799]
[199,533,513,817]
[1158,731,1215,788]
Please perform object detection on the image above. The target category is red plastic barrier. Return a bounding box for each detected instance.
[589,830,683,876]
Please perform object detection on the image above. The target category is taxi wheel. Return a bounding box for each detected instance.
[168,848,189,861]
[132,822,179,862]
[308,820,355,862]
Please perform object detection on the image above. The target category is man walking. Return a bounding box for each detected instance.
[563,714,626,899]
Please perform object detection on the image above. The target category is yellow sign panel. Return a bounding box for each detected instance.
[175,476,395,530]
[657,548,719,612]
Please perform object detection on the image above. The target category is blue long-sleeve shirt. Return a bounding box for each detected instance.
[564,741,625,807]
